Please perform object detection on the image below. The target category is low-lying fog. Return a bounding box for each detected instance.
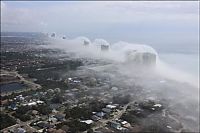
[40,36,199,132]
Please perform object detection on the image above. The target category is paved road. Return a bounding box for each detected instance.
[1,112,39,133]
[92,102,132,131]
[14,71,41,89]
[1,70,41,96]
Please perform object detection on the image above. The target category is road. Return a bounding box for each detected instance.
[1,70,41,96]
[1,113,38,133]
[92,102,132,131]
[1,70,42,132]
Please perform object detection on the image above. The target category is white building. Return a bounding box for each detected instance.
[80,120,94,124]
[93,39,110,51]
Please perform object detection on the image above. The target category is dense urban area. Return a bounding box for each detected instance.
[0,32,197,133]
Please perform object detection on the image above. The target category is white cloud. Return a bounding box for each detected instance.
[39,1,198,24]
[1,1,198,54]
[1,3,48,31]
[1,1,199,32]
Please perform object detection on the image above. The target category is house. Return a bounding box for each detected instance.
[32,110,39,115]
[16,127,26,133]
[91,115,101,121]
[109,121,128,131]
[54,114,65,121]
[52,109,59,113]
[38,129,44,133]
[153,104,162,107]
[16,95,25,101]
[71,88,79,92]
[121,121,131,128]
[106,104,117,109]
[36,100,44,104]
[80,120,93,125]
[49,103,61,110]
[73,80,81,83]
[27,101,37,106]
[48,116,57,123]
[110,121,121,129]
[95,112,106,118]
[10,103,17,110]
[121,121,127,125]
[37,121,54,129]
[102,108,112,114]
[111,87,118,91]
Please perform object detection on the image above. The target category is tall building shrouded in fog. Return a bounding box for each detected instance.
[83,40,90,46]
[94,39,110,51]
[101,44,109,51]
[125,50,156,67]
[76,37,91,46]
[51,33,56,38]
[62,36,66,39]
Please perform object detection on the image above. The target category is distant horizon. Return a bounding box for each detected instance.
[1,1,199,54]
[1,31,199,54]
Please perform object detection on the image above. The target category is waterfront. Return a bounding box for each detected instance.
[0,82,26,93]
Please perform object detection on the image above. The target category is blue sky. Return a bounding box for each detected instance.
[1,1,199,53]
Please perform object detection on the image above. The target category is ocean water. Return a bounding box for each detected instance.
[159,53,199,78]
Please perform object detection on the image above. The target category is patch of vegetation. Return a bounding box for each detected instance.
[32,104,52,115]
[0,113,16,130]
[56,119,91,132]
[139,100,163,112]
[17,59,82,90]
[12,106,32,122]
[113,94,131,105]
[121,112,139,124]
[88,100,106,112]
[65,106,92,119]
[13,113,31,122]
[51,94,64,104]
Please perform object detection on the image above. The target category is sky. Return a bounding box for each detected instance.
[1,1,199,53]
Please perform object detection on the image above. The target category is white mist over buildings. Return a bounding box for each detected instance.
[51,32,56,38]
[46,34,198,88]
[93,39,110,51]
[43,34,199,132]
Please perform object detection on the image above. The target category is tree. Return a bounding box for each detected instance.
[121,112,139,124]
[88,100,106,112]
[87,129,94,133]
[0,113,16,130]
[68,119,91,132]
[32,105,51,115]
[65,106,92,119]
[64,108,70,119]
[16,106,31,114]
[113,94,131,105]
[51,94,63,104]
